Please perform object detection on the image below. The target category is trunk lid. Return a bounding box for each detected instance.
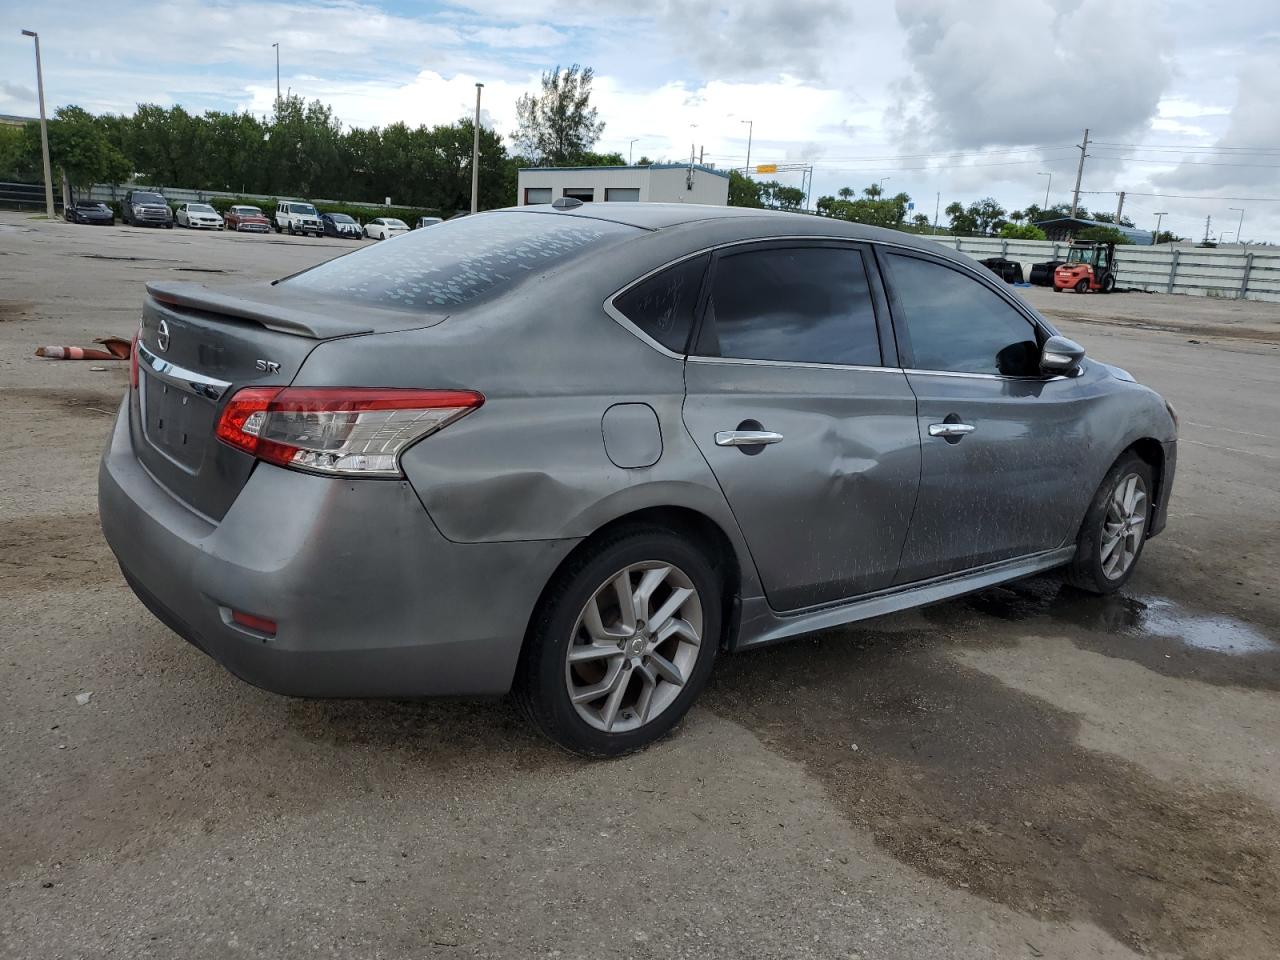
[131,281,447,521]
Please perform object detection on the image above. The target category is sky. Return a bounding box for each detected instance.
[2,0,1278,242]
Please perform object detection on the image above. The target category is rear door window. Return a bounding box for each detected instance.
[286,211,637,311]
[883,253,1041,376]
[611,254,709,353]
[694,244,882,366]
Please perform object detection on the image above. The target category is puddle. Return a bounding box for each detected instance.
[937,578,1275,657]
[1136,597,1275,654]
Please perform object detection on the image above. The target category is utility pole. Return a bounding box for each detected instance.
[1114,191,1125,227]
[1037,171,1052,209]
[740,119,753,173]
[272,42,281,113]
[1070,127,1089,219]
[629,138,638,164]
[1229,207,1244,245]
[698,145,704,165]
[1202,214,1212,245]
[20,30,55,220]
[470,82,483,214]
[933,191,940,234]
[1152,211,1167,244]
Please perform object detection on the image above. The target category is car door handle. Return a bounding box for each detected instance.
[715,430,784,447]
[928,422,976,439]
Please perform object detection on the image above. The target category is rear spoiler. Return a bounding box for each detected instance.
[146,280,375,340]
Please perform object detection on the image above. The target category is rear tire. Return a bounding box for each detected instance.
[1065,452,1154,594]
[515,526,722,758]
[1101,275,1116,293]
[1075,278,1090,294]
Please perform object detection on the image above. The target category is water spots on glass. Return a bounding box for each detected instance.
[285,212,626,311]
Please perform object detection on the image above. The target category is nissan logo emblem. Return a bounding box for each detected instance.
[157,319,170,352]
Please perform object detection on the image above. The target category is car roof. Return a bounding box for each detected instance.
[501,202,968,262]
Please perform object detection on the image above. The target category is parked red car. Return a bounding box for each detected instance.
[223,204,271,233]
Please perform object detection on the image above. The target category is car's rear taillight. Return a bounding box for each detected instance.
[129,325,141,389]
[214,387,484,477]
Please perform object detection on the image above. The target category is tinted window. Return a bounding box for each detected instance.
[696,245,881,366]
[286,210,635,311]
[613,254,709,352]
[886,254,1040,376]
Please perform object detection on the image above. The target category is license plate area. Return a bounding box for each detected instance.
[140,371,216,472]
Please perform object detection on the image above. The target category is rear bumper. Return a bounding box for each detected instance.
[98,399,579,698]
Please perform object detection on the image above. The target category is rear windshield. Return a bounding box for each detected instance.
[285,210,635,311]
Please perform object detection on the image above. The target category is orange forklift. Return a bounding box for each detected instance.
[1053,241,1118,293]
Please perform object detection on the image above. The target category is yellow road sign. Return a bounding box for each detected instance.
[755,163,777,174]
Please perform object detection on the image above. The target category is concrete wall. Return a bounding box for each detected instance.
[926,235,1280,304]
[516,165,729,206]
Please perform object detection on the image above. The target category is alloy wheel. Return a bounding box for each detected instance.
[1100,473,1147,580]
[564,561,703,734]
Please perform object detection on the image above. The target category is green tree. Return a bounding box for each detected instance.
[511,64,605,165]
[946,201,977,235]
[837,186,854,200]
[728,169,764,207]
[911,212,930,228]
[1152,230,1178,245]
[998,222,1047,240]
[28,106,131,194]
[1076,225,1132,245]
[0,123,30,181]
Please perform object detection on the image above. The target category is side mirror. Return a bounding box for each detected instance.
[1040,335,1086,376]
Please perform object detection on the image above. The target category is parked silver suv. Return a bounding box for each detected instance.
[99,204,1177,756]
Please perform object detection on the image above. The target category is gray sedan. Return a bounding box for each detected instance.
[98,203,1177,756]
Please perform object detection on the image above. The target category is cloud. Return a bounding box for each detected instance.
[468,24,566,49]
[891,0,1171,148]
[1157,56,1280,191]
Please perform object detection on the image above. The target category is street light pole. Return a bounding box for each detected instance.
[1037,171,1051,209]
[470,82,483,214]
[1229,207,1244,245]
[740,119,753,173]
[628,138,638,164]
[1152,211,1167,245]
[21,30,55,220]
[877,177,890,196]
[272,42,280,112]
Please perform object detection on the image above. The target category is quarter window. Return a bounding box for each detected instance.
[885,254,1041,376]
[696,245,882,366]
[612,254,709,353]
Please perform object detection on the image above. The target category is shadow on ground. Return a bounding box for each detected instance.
[707,595,1280,959]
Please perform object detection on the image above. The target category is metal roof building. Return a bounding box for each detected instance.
[1035,216,1154,245]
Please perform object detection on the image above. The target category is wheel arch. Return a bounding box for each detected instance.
[1127,436,1166,529]
[521,505,745,659]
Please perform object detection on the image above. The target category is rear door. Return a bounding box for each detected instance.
[680,241,921,611]
[878,249,1093,583]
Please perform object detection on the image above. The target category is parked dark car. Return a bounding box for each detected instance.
[121,190,173,228]
[321,212,363,239]
[99,204,1177,757]
[65,200,114,225]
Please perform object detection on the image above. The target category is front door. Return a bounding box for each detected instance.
[681,241,921,611]
[878,249,1093,583]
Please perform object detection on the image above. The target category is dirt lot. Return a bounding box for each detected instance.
[2,212,1279,960]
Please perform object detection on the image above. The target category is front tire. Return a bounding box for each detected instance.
[1101,274,1116,293]
[1065,452,1154,594]
[515,526,722,757]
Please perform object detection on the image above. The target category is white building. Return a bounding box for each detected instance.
[516,163,730,207]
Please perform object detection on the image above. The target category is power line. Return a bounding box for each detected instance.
[1091,140,1280,153]
[1089,154,1280,169]
[1079,190,1280,202]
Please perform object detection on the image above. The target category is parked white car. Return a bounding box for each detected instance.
[175,203,224,230]
[364,217,410,240]
[275,201,324,237]
[415,216,443,229]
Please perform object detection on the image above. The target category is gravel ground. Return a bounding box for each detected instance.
[2,212,1279,959]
